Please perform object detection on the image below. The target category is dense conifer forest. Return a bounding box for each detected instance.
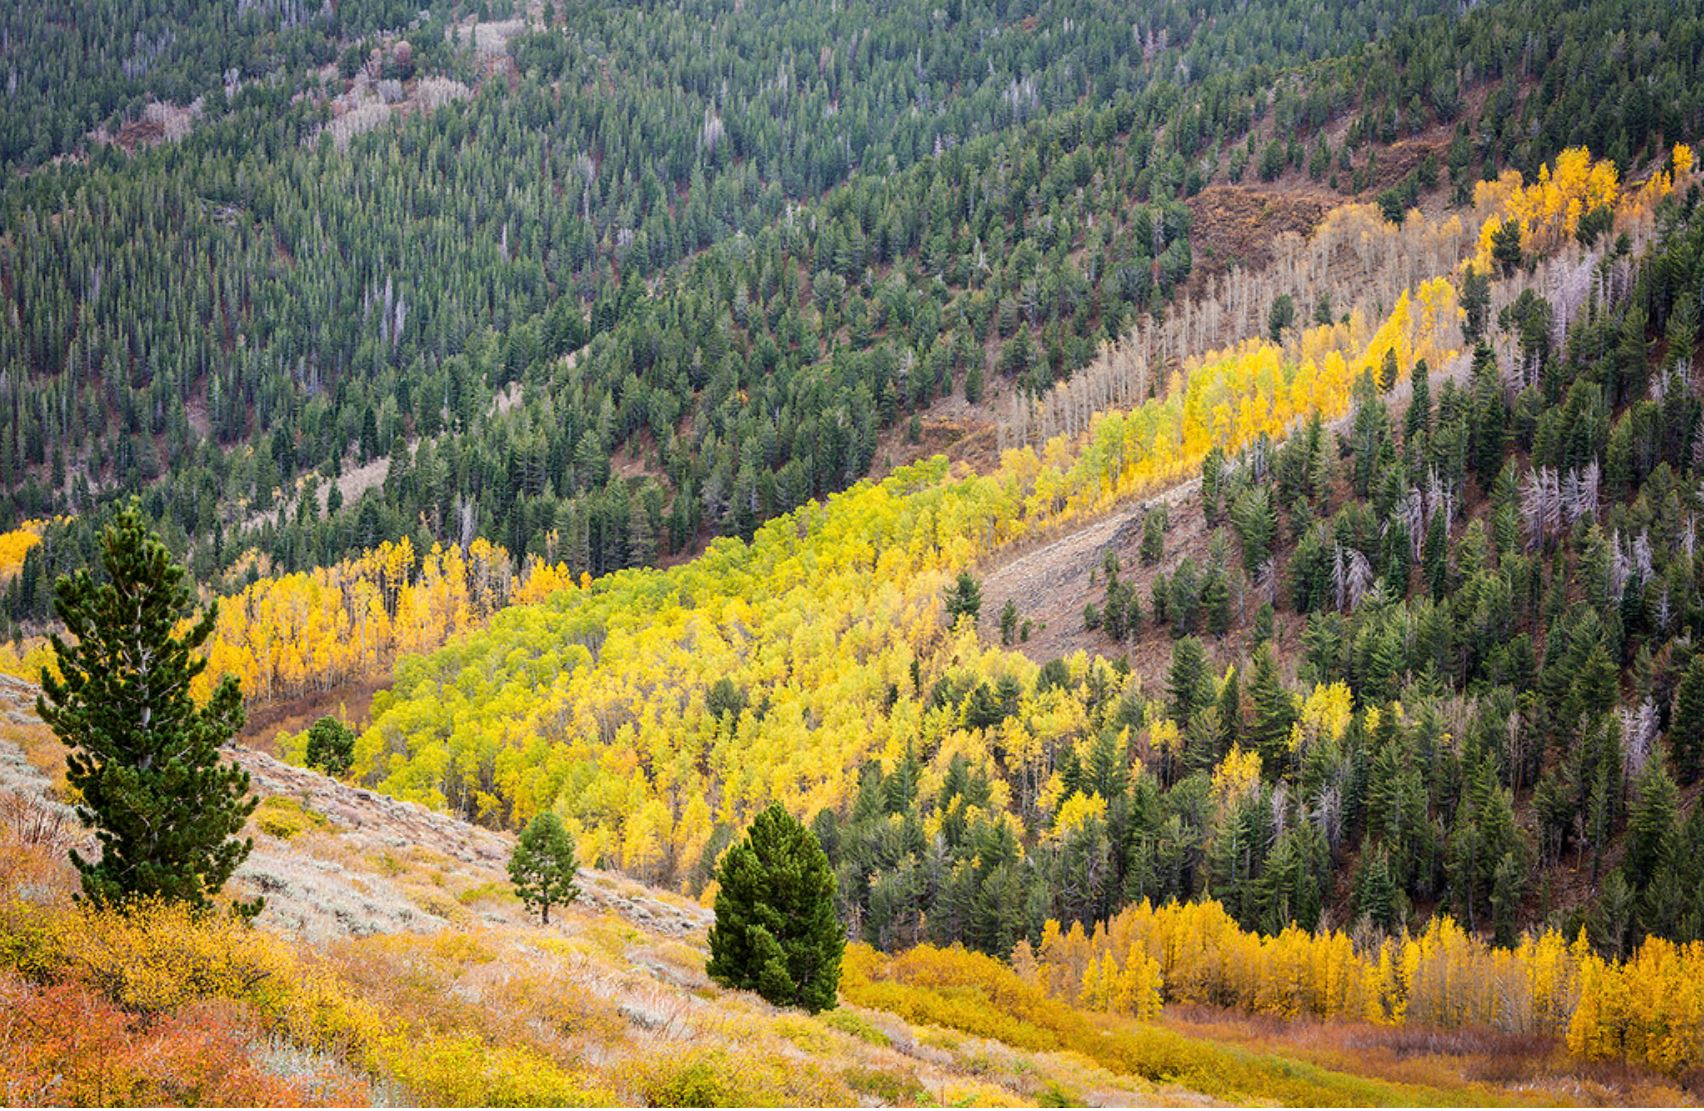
[5,0,1704,633]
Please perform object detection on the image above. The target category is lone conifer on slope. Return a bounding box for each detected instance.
[37,502,257,913]
[510,810,581,924]
[707,802,844,1013]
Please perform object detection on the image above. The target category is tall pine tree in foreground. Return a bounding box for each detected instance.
[37,503,257,913]
[707,802,844,1013]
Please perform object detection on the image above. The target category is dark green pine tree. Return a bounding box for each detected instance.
[36,502,257,913]
[1673,654,1704,785]
[944,570,983,625]
[304,715,357,777]
[1624,755,1678,891]
[509,810,582,924]
[1405,358,1432,440]
[1248,643,1297,770]
[1421,511,1449,601]
[1166,637,1214,726]
[1351,840,1402,932]
[1460,266,1492,345]
[708,802,845,1013]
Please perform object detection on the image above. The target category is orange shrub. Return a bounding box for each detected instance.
[0,976,366,1105]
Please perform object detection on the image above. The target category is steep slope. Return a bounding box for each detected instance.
[0,672,1689,1106]
[9,0,1704,631]
[145,143,1704,1081]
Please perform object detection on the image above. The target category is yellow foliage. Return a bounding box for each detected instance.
[1289,682,1354,753]
[1022,892,1704,1076]
[189,536,575,704]
[1146,716,1182,759]
[1051,790,1107,837]
[1079,946,1163,1020]
[0,637,57,684]
[817,1006,892,1047]
[0,521,45,582]
[251,796,334,840]
[0,890,630,1104]
[1210,745,1262,807]
[372,1031,613,1107]
[1566,933,1704,1075]
[1472,147,1622,270]
[633,1046,849,1107]
[53,900,296,1018]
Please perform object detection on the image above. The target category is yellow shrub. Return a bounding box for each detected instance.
[251,796,332,840]
[818,1006,892,1046]
[942,1079,1025,1107]
[634,1046,850,1107]
[63,900,295,1017]
[772,1013,835,1054]
[841,1064,924,1103]
[455,880,519,906]
[0,897,70,979]
[375,1031,613,1107]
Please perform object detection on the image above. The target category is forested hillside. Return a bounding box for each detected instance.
[3,676,1687,1106]
[9,139,1694,1082]
[323,143,1692,929]
[6,0,1704,640]
[10,0,1704,1102]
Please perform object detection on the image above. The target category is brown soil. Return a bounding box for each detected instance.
[1184,100,1469,293]
[238,678,388,753]
[867,375,1011,481]
[106,116,166,152]
[1187,185,1339,284]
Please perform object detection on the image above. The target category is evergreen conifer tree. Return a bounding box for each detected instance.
[1248,644,1297,768]
[37,502,256,912]
[944,571,982,624]
[1625,755,1678,890]
[707,802,845,1013]
[1166,637,1214,725]
[1405,359,1432,439]
[1352,840,1401,932]
[509,810,581,924]
[304,715,356,776]
[1673,655,1704,784]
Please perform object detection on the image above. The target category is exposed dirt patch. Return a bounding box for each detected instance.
[868,374,1012,481]
[238,678,388,753]
[1187,185,1338,283]
[979,343,1476,682]
[1186,105,1463,292]
[90,99,202,153]
[979,481,1193,664]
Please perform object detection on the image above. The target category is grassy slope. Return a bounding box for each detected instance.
[0,674,1689,1106]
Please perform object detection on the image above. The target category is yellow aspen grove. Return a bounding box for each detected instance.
[0,520,46,580]
[1015,896,1704,1075]
[187,538,576,704]
[1471,144,1695,271]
